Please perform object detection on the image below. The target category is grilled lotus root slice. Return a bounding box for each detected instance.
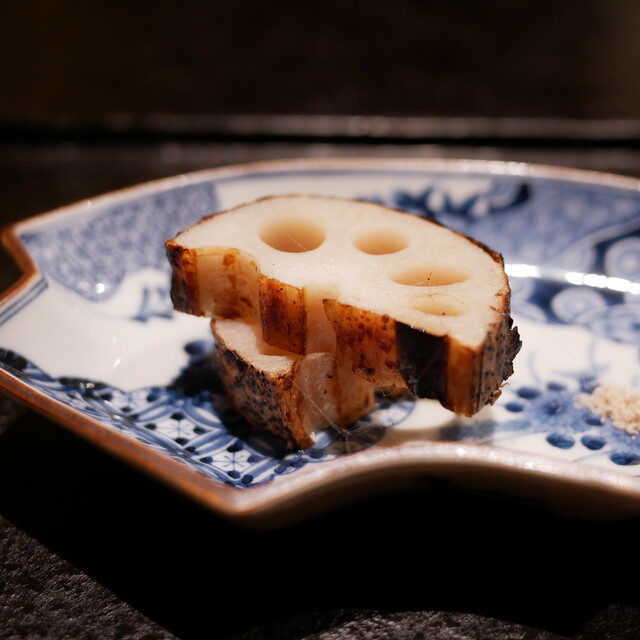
[166,194,521,416]
[212,319,375,449]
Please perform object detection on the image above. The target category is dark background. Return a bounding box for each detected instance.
[1,0,639,120]
[1,2,640,639]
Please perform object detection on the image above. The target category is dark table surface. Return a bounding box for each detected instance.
[2,2,640,639]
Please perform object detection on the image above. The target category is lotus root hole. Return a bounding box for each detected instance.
[391,265,469,287]
[414,296,466,316]
[352,229,409,255]
[260,218,325,253]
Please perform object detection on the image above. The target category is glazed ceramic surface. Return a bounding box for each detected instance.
[1,158,639,525]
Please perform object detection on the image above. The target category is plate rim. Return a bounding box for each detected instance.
[2,156,640,526]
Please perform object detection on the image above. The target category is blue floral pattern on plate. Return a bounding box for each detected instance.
[21,182,218,304]
[0,341,407,487]
[4,336,638,487]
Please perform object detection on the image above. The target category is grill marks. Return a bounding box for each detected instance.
[259,277,307,355]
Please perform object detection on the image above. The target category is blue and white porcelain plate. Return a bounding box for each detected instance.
[2,158,640,526]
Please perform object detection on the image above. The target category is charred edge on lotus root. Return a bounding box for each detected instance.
[395,322,448,404]
[498,316,522,388]
[165,243,199,316]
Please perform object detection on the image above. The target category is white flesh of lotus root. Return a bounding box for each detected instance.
[167,195,521,416]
